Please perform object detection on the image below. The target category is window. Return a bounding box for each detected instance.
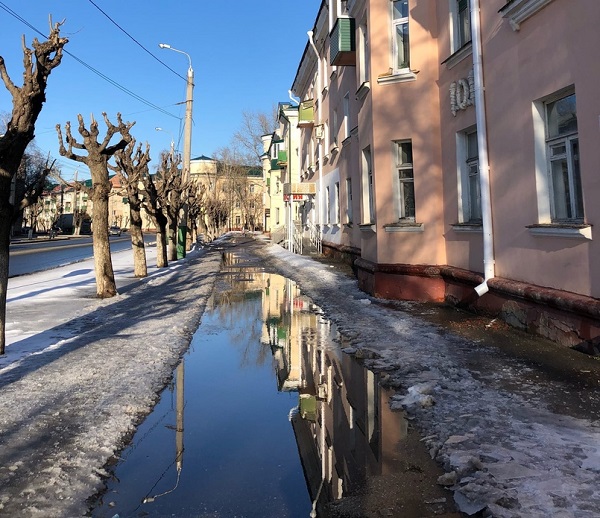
[358,23,370,87]
[396,141,415,220]
[457,0,471,49]
[334,182,340,224]
[343,93,350,140]
[545,93,582,222]
[276,207,280,225]
[346,178,353,223]
[392,0,410,71]
[456,129,481,223]
[235,216,241,226]
[362,147,374,223]
[250,184,255,193]
[325,186,331,224]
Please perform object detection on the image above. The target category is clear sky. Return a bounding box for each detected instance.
[0,1,320,180]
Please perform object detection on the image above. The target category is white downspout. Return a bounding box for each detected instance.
[308,30,323,248]
[288,89,299,106]
[471,0,494,296]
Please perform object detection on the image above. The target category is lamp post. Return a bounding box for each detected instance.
[155,126,175,158]
[159,43,194,259]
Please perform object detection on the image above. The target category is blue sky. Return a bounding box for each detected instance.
[0,1,320,180]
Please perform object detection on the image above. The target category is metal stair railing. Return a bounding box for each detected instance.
[306,221,322,254]
[292,221,303,255]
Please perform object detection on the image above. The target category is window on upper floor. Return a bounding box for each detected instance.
[448,0,472,56]
[392,0,410,72]
[545,93,582,222]
[343,93,350,140]
[395,140,415,220]
[357,22,370,91]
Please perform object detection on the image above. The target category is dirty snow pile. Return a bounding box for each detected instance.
[0,240,223,517]
[257,243,600,518]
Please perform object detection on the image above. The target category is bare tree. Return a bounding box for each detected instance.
[155,151,185,262]
[113,140,151,278]
[233,108,278,164]
[56,113,134,297]
[141,171,169,268]
[0,19,68,354]
[187,180,206,244]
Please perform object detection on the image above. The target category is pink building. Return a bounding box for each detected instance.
[291,0,600,348]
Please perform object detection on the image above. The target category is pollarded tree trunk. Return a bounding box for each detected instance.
[167,216,178,262]
[129,200,147,277]
[156,217,169,268]
[0,20,68,354]
[113,141,150,278]
[0,213,11,354]
[57,113,134,298]
[91,180,116,297]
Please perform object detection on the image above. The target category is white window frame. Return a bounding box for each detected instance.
[456,127,481,224]
[346,178,353,223]
[358,22,369,86]
[532,88,585,226]
[391,0,410,73]
[449,0,471,54]
[334,182,340,224]
[343,93,350,140]
[361,146,374,223]
[544,92,582,222]
[393,140,415,221]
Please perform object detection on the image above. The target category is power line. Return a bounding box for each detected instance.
[86,0,187,82]
[0,2,180,120]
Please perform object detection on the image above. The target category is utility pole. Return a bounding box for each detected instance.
[159,43,194,259]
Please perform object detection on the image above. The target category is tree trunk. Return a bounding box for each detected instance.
[129,201,147,278]
[156,220,168,268]
[167,218,177,262]
[91,182,117,297]
[0,207,11,355]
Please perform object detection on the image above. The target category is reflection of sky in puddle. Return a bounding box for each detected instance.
[90,255,410,517]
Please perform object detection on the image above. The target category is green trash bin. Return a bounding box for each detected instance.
[177,225,187,259]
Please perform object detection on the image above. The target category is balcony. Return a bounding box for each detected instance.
[330,17,356,66]
[277,150,287,166]
[298,99,315,127]
[270,159,281,171]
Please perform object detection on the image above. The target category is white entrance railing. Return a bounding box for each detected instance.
[307,221,322,254]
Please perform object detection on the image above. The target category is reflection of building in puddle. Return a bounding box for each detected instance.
[218,257,409,513]
[260,273,408,513]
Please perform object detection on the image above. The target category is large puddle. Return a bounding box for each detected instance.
[89,251,440,517]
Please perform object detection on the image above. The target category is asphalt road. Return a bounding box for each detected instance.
[8,234,150,277]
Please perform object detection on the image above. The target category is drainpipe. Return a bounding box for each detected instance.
[307,30,323,247]
[471,0,494,296]
[288,89,299,106]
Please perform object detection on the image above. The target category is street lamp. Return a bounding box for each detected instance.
[159,43,194,259]
[155,127,175,157]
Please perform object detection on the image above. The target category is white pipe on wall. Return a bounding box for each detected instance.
[307,31,323,241]
[471,0,494,296]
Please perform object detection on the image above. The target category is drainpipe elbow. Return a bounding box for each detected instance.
[474,280,489,297]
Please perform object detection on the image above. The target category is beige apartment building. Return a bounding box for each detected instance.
[262,102,316,252]
[290,0,600,347]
